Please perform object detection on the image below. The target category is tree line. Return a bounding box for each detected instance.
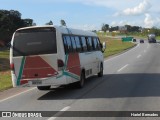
[101,24,141,32]
[142,27,160,36]
[101,24,160,36]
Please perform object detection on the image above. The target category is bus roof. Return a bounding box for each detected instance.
[15,25,97,37]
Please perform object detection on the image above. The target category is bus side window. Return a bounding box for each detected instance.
[81,36,87,52]
[75,36,82,52]
[96,37,101,50]
[63,36,73,53]
[93,37,98,50]
[71,36,77,52]
[63,36,69,53]
[86,37,93,51]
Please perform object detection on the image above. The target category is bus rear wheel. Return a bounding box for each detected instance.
[76,71,85,88]
[37,86,51,90]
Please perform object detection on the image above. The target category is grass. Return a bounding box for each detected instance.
[156,36,160,40]
[0,50,9,59]
[0,50,10,72]
[99,35,136,58]
[0,71,12,91]
[0,36,135,91]
[0,49,12,91]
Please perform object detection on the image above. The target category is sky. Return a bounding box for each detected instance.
[1,0,160,30]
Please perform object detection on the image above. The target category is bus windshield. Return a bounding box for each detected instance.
[13,27,57,56]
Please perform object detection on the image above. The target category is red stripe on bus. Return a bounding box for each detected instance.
[22,68,56,79]
[66,53,81,76]
[24,56,53,68]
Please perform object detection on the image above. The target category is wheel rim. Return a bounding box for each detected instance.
[100,64,103,74]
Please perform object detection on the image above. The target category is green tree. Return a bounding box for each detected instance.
[125,25,131,32]
[131,26,140,32]
[0,10,23,42]
[101,24,109,32]
[0,9,36,43]
[23,19,34,26]
[149,27,160,36]
[109,26,118,32]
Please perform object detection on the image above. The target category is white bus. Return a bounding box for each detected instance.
[10,26,105,90]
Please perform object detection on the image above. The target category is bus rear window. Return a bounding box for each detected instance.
[13,28,57,56]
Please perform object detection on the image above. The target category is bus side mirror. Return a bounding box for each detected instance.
[101,42,106,53]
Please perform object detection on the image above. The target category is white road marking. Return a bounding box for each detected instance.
[60,106,71,111]
[105,44,140,62]
[48,106,71,120]
[117,64,129,72]
[0,87,36,103]
[137,55,142,58]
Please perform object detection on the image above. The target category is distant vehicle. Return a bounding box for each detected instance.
[148,34,156,43]
[132,38,136,42]
[10,26,106,90]
[140,39,144,43]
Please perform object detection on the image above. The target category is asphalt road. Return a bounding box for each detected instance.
[1,40,160,120]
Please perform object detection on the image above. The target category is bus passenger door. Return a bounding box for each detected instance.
[92,38,101,74]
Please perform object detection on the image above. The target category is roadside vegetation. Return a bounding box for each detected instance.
[98,33,135,58]
[0,50,12,91]
[0,71,12,91]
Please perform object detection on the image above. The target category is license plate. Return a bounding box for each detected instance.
[32,80,42,85]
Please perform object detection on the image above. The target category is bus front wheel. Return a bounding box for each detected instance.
[98,63,103,77]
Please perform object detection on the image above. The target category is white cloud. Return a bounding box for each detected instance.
[111,14,160,28]
[144,13,160,28]
[144,14,154,28]
[114,0,151,16]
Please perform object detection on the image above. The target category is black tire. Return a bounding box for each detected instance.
[98,63,103,77]
[37,86,51,90]
[76,71,85,88]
